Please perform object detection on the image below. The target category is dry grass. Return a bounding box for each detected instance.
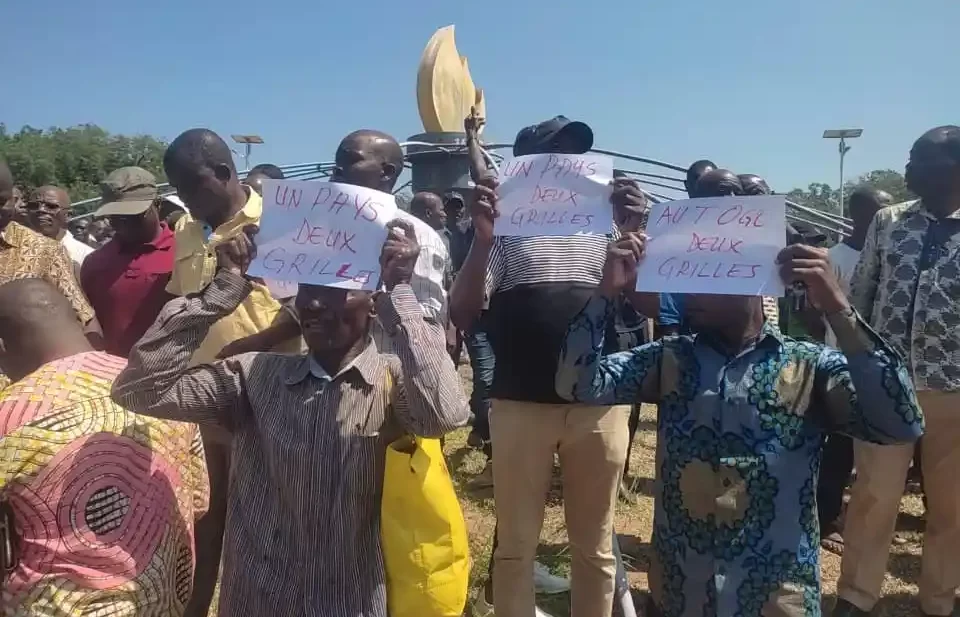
[206,365,928,617]
[448,365,929,617]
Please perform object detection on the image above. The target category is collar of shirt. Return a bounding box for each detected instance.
[207,186,262,244]
[912,198,960,221]
[694,319,784,358]
[169,187,263,295]
[0,221,31,248]
[102,223,175,257]
[284,339,380,387]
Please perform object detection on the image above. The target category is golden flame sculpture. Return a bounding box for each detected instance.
[416,25,485,133]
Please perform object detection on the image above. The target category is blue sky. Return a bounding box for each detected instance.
[4,0,958,193]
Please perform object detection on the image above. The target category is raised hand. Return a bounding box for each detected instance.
[216,225,259,276]
[599,232,648,298]
[464,106,486,141]
[777,244,848,314]
[611,178,649,233]
[469,176,499,244]
[380,219,421,289]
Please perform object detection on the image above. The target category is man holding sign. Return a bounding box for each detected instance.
[451,116,652,617]
[111,219,469,617]
[554,231,924,617]
[161,128,304,616]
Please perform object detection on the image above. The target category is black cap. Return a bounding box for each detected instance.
[443,190,465,205]
[512,116,594,157]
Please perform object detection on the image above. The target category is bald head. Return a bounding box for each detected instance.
[332,130,404,192]
[164,128,236,176]
[739,174,771,196]
[847,186,892,241]
[27,185,71,239]
[694,168,743,198]
[906,125,960,203]
[686,159,716,195]
[0,278,91,381]
[410,191,447,230]
[33,185,70,206]
[163,128,242,227]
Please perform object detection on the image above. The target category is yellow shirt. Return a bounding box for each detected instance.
[166,187,301,364]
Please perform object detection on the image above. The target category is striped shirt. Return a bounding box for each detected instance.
[484,232,613,402]
[111,270,469,617]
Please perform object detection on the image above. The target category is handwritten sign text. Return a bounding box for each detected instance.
[635,195,786,296]
[494,153,613,237]
[247,180,397,290]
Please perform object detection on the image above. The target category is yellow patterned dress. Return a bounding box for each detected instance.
[0,352,209,616]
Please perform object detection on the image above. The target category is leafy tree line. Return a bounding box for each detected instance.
[0,124,168,213]
[785,169,914,216]
[0,123,913,219]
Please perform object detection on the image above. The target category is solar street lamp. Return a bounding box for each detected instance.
[231,134,265,171]
[822,128,863,218]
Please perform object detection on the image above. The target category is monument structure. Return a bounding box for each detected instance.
[408,25,485,195]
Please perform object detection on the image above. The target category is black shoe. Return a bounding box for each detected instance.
[832,599,870,617]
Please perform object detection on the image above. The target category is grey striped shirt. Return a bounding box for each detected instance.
[112,270,469,617]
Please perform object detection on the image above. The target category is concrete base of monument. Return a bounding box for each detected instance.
[406,131,477,197]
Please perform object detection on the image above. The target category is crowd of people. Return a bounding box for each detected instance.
[0,116,957,617]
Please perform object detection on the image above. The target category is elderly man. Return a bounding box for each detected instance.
[835,126,960,617]
[25,185,93,270]
[0,162,96,372]
[112,219,468,616]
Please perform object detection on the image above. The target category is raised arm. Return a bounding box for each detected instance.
[814,308,923,443]
[378,284,469,436]
[777,243,923,443]
[111,270,250,430]
[555,292,663,405]
[556,232,662,405]
[464,106,492,183]
[449,176,499,330]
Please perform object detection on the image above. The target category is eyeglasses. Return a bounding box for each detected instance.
[25,201,63,213]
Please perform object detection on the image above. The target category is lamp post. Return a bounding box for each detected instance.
[231,134,264,171]
[822,128,863,219]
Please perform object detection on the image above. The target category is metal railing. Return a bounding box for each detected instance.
[67,140,854,237]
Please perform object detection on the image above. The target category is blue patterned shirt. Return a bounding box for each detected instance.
[556,294,923,617]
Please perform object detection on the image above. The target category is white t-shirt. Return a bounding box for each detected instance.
[61,232,94,268]
[825,242,861,347]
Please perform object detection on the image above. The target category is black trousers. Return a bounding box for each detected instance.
[818,433,854,531]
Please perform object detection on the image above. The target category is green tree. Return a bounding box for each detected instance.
[848,169,913,203]
[0,123,168,214]
[787,182,840,215]
[786,169,914,217]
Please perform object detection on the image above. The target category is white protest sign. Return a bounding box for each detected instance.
[494,153,614,237]
[247,180,398,290]
[635,195,786,296]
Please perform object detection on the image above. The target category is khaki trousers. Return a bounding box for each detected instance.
[838,391,960,616]
[490,399,630,617]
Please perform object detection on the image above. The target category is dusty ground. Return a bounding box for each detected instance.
[208,366,928,617]
[448,366,929,617]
